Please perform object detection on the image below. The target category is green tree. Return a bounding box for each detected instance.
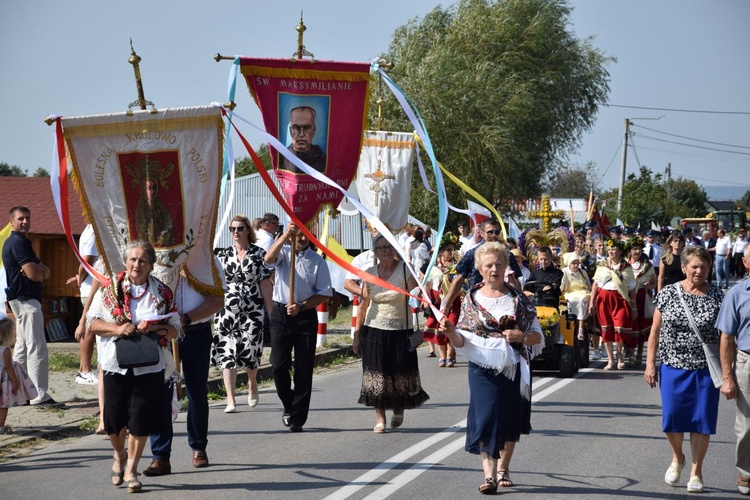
[0,162,26,177]
[235,144,272,177]
[547,162,598,198]
[375,0,613,223]
[599,166,708,227]
[32,167,50,178]
[737,190,750,211]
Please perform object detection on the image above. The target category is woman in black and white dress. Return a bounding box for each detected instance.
[213,215,273,413]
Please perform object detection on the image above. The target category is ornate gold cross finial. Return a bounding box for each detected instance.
[127,39,157,114]
[293,11,315,61]
[364,158,395,206]
[528,194,565,233]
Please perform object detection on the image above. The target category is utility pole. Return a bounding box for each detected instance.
[617,119,630,213]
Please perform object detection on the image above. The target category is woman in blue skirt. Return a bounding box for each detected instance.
[644,245,724,494]
[439,242,543,494]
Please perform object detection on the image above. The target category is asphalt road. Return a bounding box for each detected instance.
[0,351,743,499]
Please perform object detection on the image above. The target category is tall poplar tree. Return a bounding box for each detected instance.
[374,0,612,223]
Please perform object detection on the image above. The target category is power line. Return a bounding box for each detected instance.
[634,145,748,164]
[608,104,750,115]
[679,173,750,187]
[631,123,750,149]
[633,133,750,156]
[595,139,622,185]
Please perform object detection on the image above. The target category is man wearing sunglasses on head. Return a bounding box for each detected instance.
[265,222,332,433]
[441,219,522,315]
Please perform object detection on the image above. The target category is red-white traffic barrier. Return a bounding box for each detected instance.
[316,301,328,348]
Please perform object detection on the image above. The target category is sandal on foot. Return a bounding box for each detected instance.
[111,450,127,486]
[497,470,514,487]
[664,453,685,485]
[737,474,750,495]
[446,357,455,368]
[479,477,497,494]
[577,329,585,341]
[438,358,447,367]
[373,422,386,434]
[687,475,704,493]
[426,351,436,358]
[125,473,142,493]
[603,363,615,370]
[617,360,626,370]
[391,413,404,428]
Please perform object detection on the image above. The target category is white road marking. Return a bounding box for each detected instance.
[326,367,593,499]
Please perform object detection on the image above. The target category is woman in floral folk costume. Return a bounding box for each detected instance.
[423,232,463,367]
[588,239,637,370]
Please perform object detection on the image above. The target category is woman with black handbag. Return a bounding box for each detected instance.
[352,233,429,434]
[644,245,724,494]
[88,240,181,493]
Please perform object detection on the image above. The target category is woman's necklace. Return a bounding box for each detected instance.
[130,281,149,299]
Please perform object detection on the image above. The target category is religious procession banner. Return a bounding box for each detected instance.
[354,130,414,232]
[239,57,372,225]
[59,106,224,294]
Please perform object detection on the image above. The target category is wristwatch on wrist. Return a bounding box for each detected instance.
[183,313,192,326]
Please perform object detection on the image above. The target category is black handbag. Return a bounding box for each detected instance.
[114,333,161,369]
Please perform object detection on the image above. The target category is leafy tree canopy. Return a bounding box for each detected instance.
[32,167,50,178]
[600,166,708,228]
[375,0,613,223]
[0,162,26,177]
[235,144,271,177]
[547,161,599,198]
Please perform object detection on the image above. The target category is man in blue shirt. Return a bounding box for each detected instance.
[2,206,58,406]
[265,222,332,432]
[717,245,750,495]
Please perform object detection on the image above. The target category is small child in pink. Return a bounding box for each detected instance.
[0,315,39,433]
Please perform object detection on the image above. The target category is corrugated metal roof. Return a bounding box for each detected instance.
[215,173,432,252]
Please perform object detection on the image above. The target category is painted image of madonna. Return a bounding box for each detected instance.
[278,96,330,174]
[121,153,183,247]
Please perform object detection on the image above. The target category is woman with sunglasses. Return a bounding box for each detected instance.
[352,233,429,433]
[212,215,273,413]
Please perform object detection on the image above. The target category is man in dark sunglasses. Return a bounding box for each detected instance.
[440,219,522,313]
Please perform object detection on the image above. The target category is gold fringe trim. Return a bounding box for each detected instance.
[63,114,223,139]
[240,66,372,82]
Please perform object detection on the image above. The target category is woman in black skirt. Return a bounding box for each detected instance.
[352,233,429,433]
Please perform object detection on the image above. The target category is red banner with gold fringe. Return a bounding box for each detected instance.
[239,57,372,225]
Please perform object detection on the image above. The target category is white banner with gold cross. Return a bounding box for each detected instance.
[353,130,415,232]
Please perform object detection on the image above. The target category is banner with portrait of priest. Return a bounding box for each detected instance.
[239,57,372,225]
[60,106,224,294]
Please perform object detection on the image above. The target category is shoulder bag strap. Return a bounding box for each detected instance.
[676,286,707,345]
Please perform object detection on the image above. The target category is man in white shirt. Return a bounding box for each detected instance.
[732,229,748,278]
[255,213,279,252]
[644,230,662,269]
[715,228,733,289]
[457,220,481,254]
[265,222,332,433]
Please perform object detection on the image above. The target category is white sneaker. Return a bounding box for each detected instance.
[665,454,685,485]
[75,372,98,385]
[248,393,259,408]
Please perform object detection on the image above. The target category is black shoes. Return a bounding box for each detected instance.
[283,411,303,432]
[31,397,65,408]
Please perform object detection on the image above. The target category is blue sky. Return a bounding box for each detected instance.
[1,0,748,198]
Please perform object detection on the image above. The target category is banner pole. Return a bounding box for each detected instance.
[289,234,297,306]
